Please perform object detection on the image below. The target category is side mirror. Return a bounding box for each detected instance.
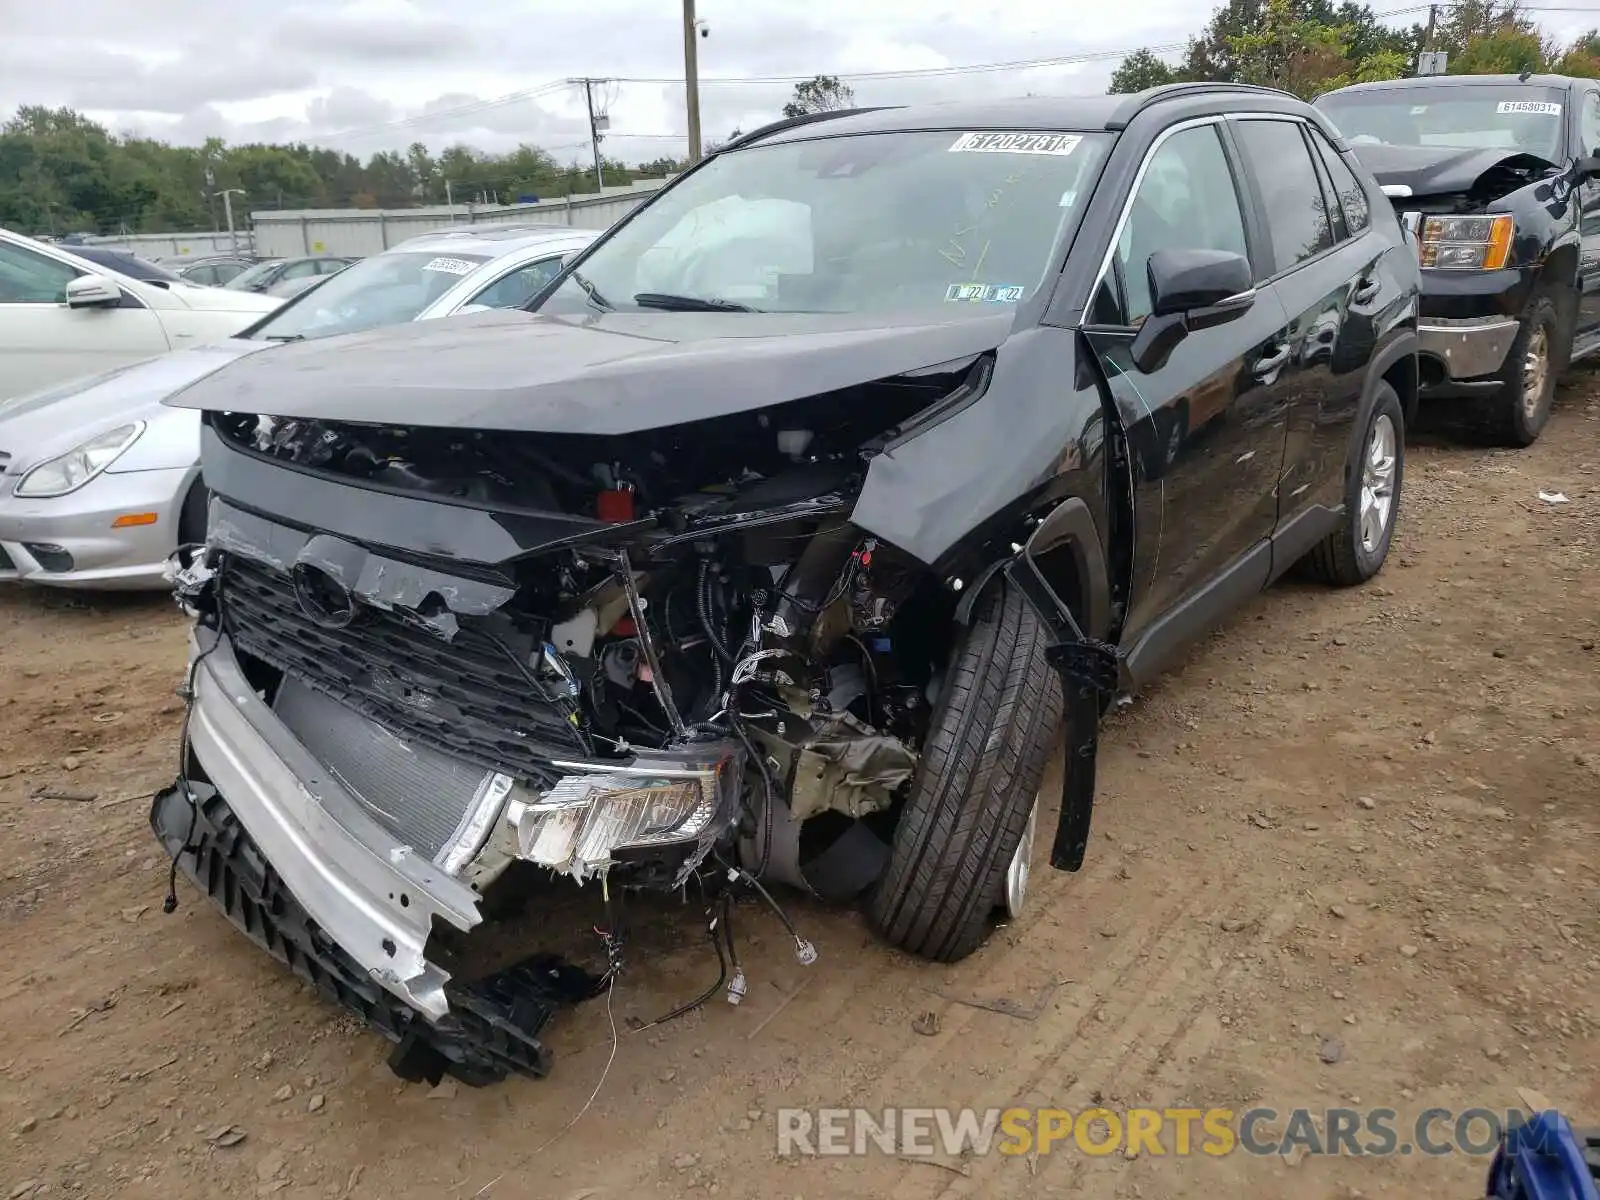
[1578,154,1600,180]
[1131,248,1256,373]
[65,273,122,309]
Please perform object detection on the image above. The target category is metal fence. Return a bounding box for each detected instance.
[249,179,673,259]
[72,230,255,259]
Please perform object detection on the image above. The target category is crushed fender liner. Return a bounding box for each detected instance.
[150,783,602,1085]
[998,503,1120,872]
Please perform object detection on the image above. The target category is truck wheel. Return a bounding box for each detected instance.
[1303,381,1404,587]
[1486,292,1559,447]
[866,579,1064,962]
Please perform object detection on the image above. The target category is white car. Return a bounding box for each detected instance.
[0,227,283,401]
[0,223,600,589]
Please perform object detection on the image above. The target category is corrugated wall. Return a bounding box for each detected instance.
[249,180,671,259]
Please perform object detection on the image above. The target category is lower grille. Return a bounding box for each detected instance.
[0,545,12,572]
[222,556,575,785]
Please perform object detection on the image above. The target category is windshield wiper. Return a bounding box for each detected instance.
[571,270,613,311]
[634,292,756,312]
[262,333,304,342]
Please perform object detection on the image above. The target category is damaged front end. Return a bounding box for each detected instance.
[153,355,1002,1083]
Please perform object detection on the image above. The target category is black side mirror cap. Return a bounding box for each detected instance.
[1130,248,1257,372]
[1149,247,1254,317]
[1578,155,1600,180]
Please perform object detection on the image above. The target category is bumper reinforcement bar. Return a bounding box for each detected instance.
[151,782,602,1086]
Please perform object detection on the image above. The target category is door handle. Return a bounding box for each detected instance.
[1254,342,1291,378]
[1352,275,1382,305]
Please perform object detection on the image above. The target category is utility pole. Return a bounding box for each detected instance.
[215,188,246,253]
[1424,3,1438,48]
[683,0,703,163]
[583,78,606,190]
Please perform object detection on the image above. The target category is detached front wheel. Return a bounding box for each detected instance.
[866,580,1064,963]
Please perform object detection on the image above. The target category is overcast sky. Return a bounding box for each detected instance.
[3,0,1591,171]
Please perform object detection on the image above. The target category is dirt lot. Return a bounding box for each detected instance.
[1,384,1596,1200]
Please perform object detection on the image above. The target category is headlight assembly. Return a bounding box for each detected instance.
[1419,214,1514,270]
[15,423,145,498]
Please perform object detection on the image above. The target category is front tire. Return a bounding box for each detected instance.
[1302,381,1404,587]
[1485,291,1560,447]
[866,581,1064,962]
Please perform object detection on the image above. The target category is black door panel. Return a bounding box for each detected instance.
[1273,235,1381,519]
[1086,283,1292,641]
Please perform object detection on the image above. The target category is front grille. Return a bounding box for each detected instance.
[222,556,576,785]
[0,545,12,572]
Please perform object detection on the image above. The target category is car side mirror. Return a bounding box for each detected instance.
[1578,154,1600,180]
[1130,248,1256,373]
[65,273,123,309]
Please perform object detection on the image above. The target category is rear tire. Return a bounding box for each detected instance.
[1484,291,1560,447]
[866,580,1064,962]
[1303,382,1404,587]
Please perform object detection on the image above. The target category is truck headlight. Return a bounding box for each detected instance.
[1419,215,1514,270]
[15,423,145,498]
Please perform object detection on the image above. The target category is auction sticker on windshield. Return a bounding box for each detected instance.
[1496,101,1561,115]
[949,132,1082,155]
[421,256,479,275]
[946,283,1025,303]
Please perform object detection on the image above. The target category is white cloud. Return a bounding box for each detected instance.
[0,0,1316,166]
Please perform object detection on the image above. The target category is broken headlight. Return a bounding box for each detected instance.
[505,748,738,882]
[1419,214,1513,270]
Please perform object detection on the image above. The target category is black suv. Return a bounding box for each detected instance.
[1318,73,1600,445]
[154,84,1419,1085]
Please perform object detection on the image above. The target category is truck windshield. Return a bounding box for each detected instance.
[537,128,1111,316]
[1318,85,1567,162]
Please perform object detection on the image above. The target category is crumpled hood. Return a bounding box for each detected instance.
[1348,142,1557,199]
[165,306,1019,434]
[0,340,268,470]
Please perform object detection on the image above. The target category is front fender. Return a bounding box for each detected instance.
[850,325,1108,572]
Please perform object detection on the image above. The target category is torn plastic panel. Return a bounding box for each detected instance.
[208,499,515,640]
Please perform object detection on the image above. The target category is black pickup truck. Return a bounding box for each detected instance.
[1317,72,1600,445]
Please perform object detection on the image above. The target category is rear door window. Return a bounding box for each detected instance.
[1233,119,1335,274]
[1308,128,1371,236]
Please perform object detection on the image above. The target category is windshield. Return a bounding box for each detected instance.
[224,261,283,290]
[537,129,1110,316]
[249,249,491,341]
[1318,85,1566,160]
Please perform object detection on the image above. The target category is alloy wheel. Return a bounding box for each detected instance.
[1358,413,1397,555]
[1005,796,1039,918]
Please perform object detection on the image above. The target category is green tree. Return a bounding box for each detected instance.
[782,75,856,118]
[1449,25,1547,74]
[1226,0,1353,98]
[1108,48,1180,93]
[1554,28,1600,76]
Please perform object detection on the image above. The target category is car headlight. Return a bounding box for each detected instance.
[15,423,145,498]
[1419,214,1514,270]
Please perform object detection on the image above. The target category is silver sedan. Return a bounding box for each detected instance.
[0,223,599,589]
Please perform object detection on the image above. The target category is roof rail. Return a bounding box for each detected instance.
[720,106,900,152]
[1107,81,1293,130]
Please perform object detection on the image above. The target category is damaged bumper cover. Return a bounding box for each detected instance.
[156,616,741,1072]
